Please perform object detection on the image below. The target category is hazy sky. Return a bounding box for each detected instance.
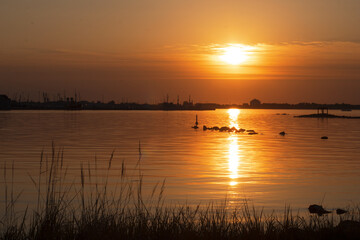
[1,0,360,103]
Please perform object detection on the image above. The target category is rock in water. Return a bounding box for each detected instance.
[336,209,348,215]
[219,126,230,132]
[308,204,331,216]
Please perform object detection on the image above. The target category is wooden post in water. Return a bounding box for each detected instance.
[317,107,329,117]
[192,114,199,129]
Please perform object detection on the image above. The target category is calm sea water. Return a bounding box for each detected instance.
[1,109,360,213]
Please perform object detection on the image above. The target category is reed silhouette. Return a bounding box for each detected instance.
[1,144,360,240]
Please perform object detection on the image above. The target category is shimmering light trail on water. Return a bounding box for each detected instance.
[227,109,241,187]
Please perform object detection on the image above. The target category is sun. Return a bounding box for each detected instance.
[218,45,254,65]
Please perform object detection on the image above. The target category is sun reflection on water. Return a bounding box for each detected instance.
[228,135,239,186]
[227,109,241,186]
[228,109,240,129]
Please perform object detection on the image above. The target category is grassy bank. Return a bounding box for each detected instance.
[1,145,360,240]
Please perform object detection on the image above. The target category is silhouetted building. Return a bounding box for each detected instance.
[250,99,261,107]
[0,95,11,110]
[183,100,194,108]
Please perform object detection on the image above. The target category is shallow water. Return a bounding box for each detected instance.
[1,109,360,213]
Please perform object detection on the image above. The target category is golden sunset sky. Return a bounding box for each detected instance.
[1,0,360,103]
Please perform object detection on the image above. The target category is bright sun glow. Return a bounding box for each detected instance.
[218,44,255,65]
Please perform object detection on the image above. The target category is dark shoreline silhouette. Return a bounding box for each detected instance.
[295,113,360,119]
[2,94,360,111]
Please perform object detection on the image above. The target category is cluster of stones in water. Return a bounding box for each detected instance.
[201,127,329,139]
[203,126,258,135]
